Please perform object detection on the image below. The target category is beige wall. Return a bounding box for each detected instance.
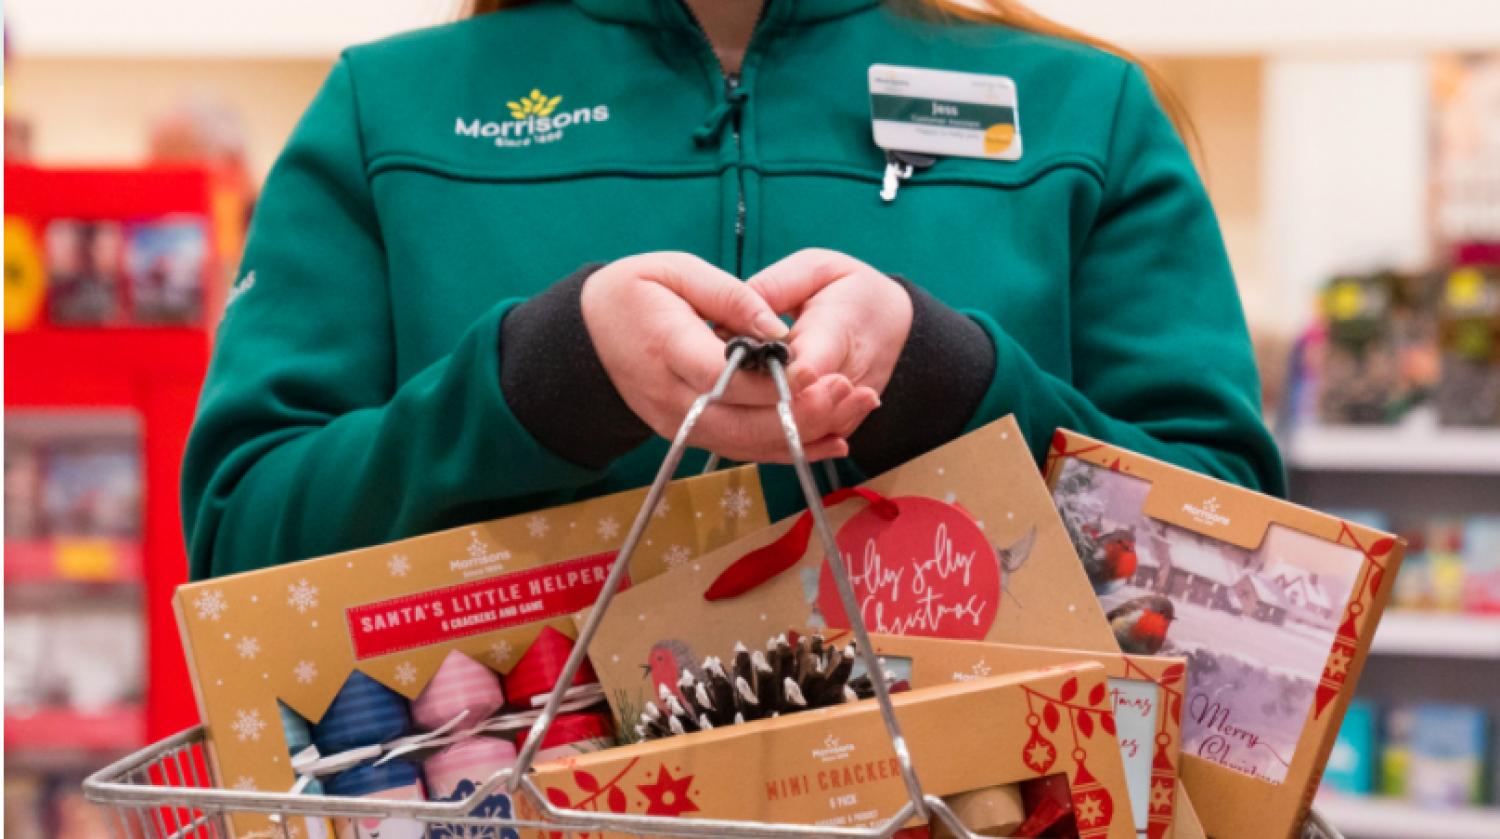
[7,56,334,182]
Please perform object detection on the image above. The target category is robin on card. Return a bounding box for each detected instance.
[1107,595,1176,655]
[1083,529,1138,592]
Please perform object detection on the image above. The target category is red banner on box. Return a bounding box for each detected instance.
[345,552,626,659]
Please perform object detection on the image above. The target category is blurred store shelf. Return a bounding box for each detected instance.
[5,539,144,585]
[7,0,1500,58]
[1370,612,1500,659]
[1286,425,1500,474]
[1317,797,1500,839]
[4,705,146,753]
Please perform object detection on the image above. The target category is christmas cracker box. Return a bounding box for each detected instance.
[1044,430,1406,839]
[174,466,767,838]
[526,661,1137,838]
[584,417,1119,727]
[843,631,1189,839]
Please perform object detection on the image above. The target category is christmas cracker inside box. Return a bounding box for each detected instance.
[1044,430,1406,839]
[173,466,768,837]
[526,660,1137,838]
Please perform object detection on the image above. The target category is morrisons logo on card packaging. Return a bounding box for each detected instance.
[455,88,610,148]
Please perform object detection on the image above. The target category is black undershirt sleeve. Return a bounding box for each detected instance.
[847,277,997,476]
[498,263,652,470]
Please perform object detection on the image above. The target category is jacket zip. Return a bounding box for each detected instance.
[677,0,770,277]
[880,150,937,203]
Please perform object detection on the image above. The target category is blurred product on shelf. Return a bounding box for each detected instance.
[1325,700,1380,796]
[1406,704,1493,808]
[1314,271,1443,426]
[1432,55,1500,252]
[44,219,127,326]
[1326,700,1494,810]
[1296,265,1500,430]
[1436,267,1500,427]
[123,217,210,325]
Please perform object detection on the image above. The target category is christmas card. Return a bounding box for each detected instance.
[1045,429,1405,839]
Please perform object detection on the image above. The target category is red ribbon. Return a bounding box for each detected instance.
[503,625,598,708]
[704,487,898,601]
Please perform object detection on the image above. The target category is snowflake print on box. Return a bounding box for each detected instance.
[388,554,411,577]
[526,514,550,539]
[286,579,319,614]
[232,775,258,792]
[394,661,419,687]
[596,516,620,540]
[662,545,692,569]
[194,589,228,621]
[236,636,261,660]
[231,708,267,742]
[720,487,753,519]
[293,660,318,685]
[489,639,514,668]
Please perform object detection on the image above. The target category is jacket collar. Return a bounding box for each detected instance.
[573,0,880,28]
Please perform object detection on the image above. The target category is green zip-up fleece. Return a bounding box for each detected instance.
[183,0,1285,580]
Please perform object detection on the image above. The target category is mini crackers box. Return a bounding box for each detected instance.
[174,467,767,838]
[527,661,1136,838]
[1044,430,1405,839]
[843,631,1189,839]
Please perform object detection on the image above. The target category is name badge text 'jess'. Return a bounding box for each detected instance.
[869,64,1022,161]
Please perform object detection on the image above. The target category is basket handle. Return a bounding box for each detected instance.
[506,337,931,823]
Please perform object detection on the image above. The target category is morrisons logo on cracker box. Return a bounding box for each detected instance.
[455,88,610,148]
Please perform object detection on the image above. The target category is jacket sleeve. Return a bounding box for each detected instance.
[891,64,1284,494]
[181,57,643,580]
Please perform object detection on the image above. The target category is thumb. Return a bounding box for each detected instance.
[648,253,787,341]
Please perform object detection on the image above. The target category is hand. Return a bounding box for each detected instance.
[581,253,880,462]
[747,249,913,399]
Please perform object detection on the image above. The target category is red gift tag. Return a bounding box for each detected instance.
[817,496,999,640]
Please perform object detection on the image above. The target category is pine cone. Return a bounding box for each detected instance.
[634,633,896,741]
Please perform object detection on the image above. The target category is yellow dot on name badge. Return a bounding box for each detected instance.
[984,123,1016,155]
[4,216,46,331]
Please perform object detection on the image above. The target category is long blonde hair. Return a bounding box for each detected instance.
[463,0,1194,144]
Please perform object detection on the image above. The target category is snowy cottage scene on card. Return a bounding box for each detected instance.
[1051,458,1362,784]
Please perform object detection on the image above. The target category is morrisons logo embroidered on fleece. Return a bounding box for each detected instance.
[454,89,610,149]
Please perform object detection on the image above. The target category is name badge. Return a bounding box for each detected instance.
[869,64,1022,161]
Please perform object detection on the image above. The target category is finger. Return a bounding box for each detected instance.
[825,386,882,439]
[746,249,854,315]
[646,252,788,341]
[784,311,852,392]
[660,331,783,405]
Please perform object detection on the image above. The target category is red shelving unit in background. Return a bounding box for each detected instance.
[5,164,245,743]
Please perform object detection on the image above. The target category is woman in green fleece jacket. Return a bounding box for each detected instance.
[182,0,1285,579]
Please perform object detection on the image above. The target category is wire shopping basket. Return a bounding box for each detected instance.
[84,339,1345,839]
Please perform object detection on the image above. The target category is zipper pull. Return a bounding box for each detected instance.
[879,150,937,203]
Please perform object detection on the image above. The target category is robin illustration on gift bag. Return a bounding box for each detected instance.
[182,0,1285,581]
